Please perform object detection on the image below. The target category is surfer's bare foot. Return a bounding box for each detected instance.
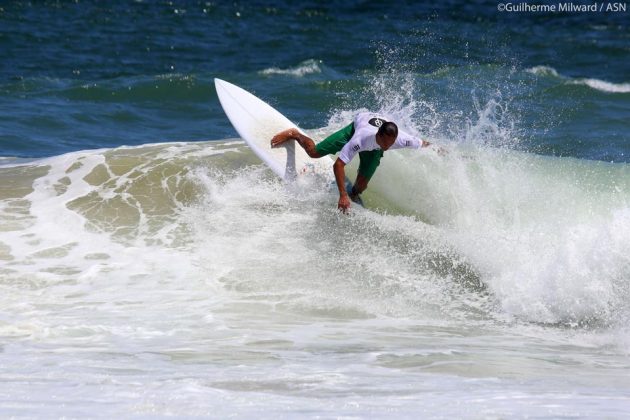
[271,128,297,148]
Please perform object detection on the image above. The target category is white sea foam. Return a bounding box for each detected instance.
[260,59,323,77]
[1,137,630,417]
[527,65,630,93]
[371,143,630,326]
[526,65,560,77]
[321,72,630,328]
[575,78,630,93]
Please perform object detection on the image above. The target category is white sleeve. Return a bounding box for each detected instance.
[395,130,422,149]
[339,136,362,164]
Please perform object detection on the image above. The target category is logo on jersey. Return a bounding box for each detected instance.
[368,117,387,128]
[352,144,360,152]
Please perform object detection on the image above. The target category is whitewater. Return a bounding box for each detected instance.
[1,115,630,417]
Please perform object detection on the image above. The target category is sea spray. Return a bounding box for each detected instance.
[324,62,630,326]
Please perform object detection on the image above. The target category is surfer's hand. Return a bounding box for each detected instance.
[434,145,448,157]
[338,193,351,214]
[422,140,448,157]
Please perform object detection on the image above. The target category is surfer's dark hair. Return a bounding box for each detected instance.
[378,121,398,138]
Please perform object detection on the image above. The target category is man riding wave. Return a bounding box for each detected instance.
[271,112,432,212]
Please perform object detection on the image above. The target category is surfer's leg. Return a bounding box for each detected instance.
[355,149,384,193]
[314,122,355,159]
[271,128,323,157]
[348,173,367,205]
[273,122,354,158]
[299,136,322,158]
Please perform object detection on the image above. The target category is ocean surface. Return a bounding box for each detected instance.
[1,1,630,418]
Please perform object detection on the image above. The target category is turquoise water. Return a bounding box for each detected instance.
[1,1,630,418]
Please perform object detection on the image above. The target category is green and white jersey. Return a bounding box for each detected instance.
[338,112,423,164]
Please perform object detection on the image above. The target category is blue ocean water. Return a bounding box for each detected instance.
[1,0,628,160]
[1,1,630,418]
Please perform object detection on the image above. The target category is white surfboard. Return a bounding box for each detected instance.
[214,78,335,182]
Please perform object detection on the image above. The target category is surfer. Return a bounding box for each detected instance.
[271,112,432,213]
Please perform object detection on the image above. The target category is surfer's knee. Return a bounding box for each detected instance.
[303,142,321,158]
[306,148,321,158]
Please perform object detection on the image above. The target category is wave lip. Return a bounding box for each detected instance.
[260,59,323,77]
[573,78,630,93]
[526,65,630,93]
[526,65,560,77]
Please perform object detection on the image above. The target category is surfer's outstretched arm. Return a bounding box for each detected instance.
[271,128,322,158]
[409,137,448,156]
[334,158,351,213]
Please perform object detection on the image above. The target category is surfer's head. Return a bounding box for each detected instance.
[376,121,398,150]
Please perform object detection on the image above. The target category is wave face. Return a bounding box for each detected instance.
[5,140,627,327]
[1,139,630,416]
[371,146,630,325]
